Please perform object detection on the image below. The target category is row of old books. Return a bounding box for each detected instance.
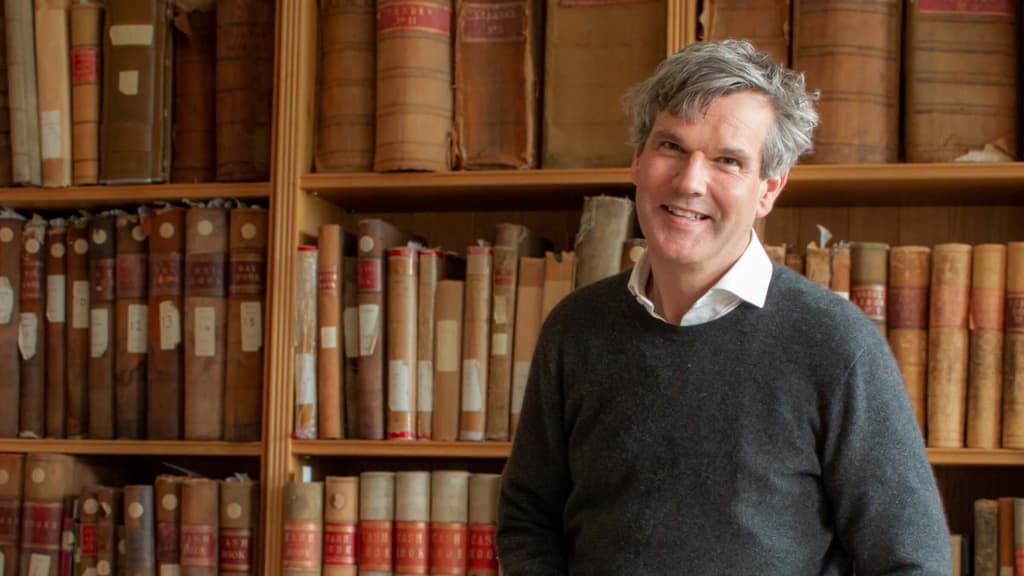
[954,497,1024,576]
[703,0,1019,164]
[282,471,501,575]
[0,203,267,441]
[0,0,274,187]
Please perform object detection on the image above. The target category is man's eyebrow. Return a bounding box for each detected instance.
[717,146,753,161]
[650,129,683,143]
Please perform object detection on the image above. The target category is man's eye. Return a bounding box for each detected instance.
[659,141,682,152]
[719,157,740,167]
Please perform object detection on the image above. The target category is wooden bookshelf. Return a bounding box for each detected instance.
[0,439,262,457]
[291,440,512,459]
[927,449,1024,467]
[0,181,270,209]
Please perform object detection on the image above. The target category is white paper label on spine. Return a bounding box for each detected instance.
[491,333,508,357]
[127,304,148,353]
[46,275,66,322]
[388,360,411,411]
[241,301,262,352]
[321,326,338,349]
[159,300,181,350]
[40,110,61,160]
[418,360,433,411]
[295,353,316,404]
[90,309,109,357]
[0,277,12,324]
[358,304,380,356]
[72,281,90,329]
[194,306,216,357]
[18,313,37,359]
[462,359,483,411]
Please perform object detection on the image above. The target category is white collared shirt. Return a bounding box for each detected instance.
[627,230,773,326]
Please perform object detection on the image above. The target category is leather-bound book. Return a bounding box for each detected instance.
[927,243,972,449]
[100,0,173,183]
[65,217,89,438]
[215,0,274,182]
[69,0,103,185]
[358,472,393,576]
[323,476,358,576]
[453,0,541,169]
[5,0,41,185]
[282,482,322,576]
[394,471,429,576]
[887,246,930,435]
[315,0,375,172]
[543,0,665,168]
[184,205,228,440]
[974,498,998,576]
[433,279,464,442]
[224,206,267,442]
[0,453,24,575]
[998,497,1015,576]
[540,251,574,321]
[145,206,184,440]
[620,239,646,272]
[44,220,67,438]
[1005,242,1024,448]
[460,245,492,441]
[416,249,463,441]
[154,475,184,575]
[342,253,359,439]
[793,0,901,163]
[19,453,73,576]
[804,243,831,289]
[0,2,11,187]
[387,247,418,441]
[95,486,120,576]
[34,0,73,187]
[849,242,889,336]
[374,0,453,172]
[180,478,218,576]
[294,246,318,439]
[764,244,785,265]
[0,213,23,437]
[115,213,148,439]
[89,213,116,439]
[171,1,216,183]
[574,196,634,289]
[318,225,344,439]
[429,470,469,575]
[830,245,851,299]
[220,479,258,575]
[784,250,804,275]
[510,256,543,437]
[57,513,72,576]
[904,0,1018,162]
[468,474,500,576]
[19,216,47,438]
[78,486,101,576]
[1015,499,1024,575]
[124,485,155,576]
[700,0,789,65]
[966,244,1006,449]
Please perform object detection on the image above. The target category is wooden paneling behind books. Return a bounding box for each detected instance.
[6,0,40,185]
[34,0,72,187]
[699,0,790,65]
[69,0,103,185]
[172,2,217,183]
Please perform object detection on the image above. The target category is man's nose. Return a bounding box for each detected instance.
[673,152,708,197]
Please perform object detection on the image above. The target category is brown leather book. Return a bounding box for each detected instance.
[0,453,24,575]
[34,0,73,187]
[100,0,174,183]
[541,251,574,321]
[6,0,41,185]
[510,256,543,437]
[171,2,216,183]
[1005,242,1024,448]
[700,0,790,65]
[793,0,901,163]
[315,0,375,172]
[318,225,344,439]
[357,472,393,574]
[145,206,184,440]
[0,3,11,187]
[468,473,501,576]
[215,0,274,182]
[19,216,46,438]
[620,239,646,272]
[904,1,1018,162]
[387,246,418,440]
[282,482,322,576]
[342,253,359,439]
[966,244,1006,449]
[543,0,665,168]
[433,279,464,442]
[115,213,148,439]
[220,479,258,575]
[430,470,469,575]
[78,485,101,576]
[0,214,23,437]
[65,217,89,438]
[44,220,67,438]
[574,196,634,289]
[154,475,184,575]
[804,243,831,289]
[830,245,851,299]
[96,486,120,576]
[454,0,541,169]
[323,476,358,576]
[928,243,972,449]
[850,242,889,336]
[374,0,453,172]
[416,249,464,441]
[784,250,804,275]
[124,484,155,575]
[974,498,998,575]
[294,246,319,439]
[394,471,430,575]
[460,246,492,441]
[184,205,228,441]
[998,496,1014,576]
[181,478,218,576]
[887,246,930,436]
[70,0,103,185]
[89,213,116,439]
[19,453,73,576]
[225,206,267,442]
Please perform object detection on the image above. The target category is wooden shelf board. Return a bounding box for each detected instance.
[292,440,512,459]
[0,439,262,456]
[0,181,270,209]
[927,449,1024,467]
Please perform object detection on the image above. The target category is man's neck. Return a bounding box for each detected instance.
[645,259,725,325]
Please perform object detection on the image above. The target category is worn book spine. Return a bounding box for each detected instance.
[975,498,998,576]
[282,482,322,576]
[387,246,418,440]
[95,486,120,576]
[416,249,441,439]
[171,3,216,183]
[460,246,492,441]
[316,0,375,172]
[19,217,46,438]
[224,206,267,442]
[541,251,574,321]
[184,206,228,440]
[620,238,646,272]
[374,0,453,172]
[323,476,358,576]
[804,243,831,289]
[20,453,73,576]
[78,486,101,576]
[574,196,634,289]
[294,246,318,439]
[69,0,103,185]
[785,249,804,276]
[6,0,41,185]
[215,0,274,181]
[318,225,343,439]
[701,0,790,65]
[115,213,148,439]
[887,246,930,435]
[830,245,851,299]
[124,485,155,576]
[904,0,1018,162]
[358,472,393,576]
[394,471,429,576]
[0,2,11,187]
[849,242,889,336]
[468,474,500,576]
[927,243,972,449]
[145,206,184,440]
[44,221,67,438]
[342,254,360,439]
[430,470,469,575]
[154,475,183,575]
[1015,498,1024,575]
[0,453,24,575]
[0,215,23,437]
[486,244,517,441]
[510,256,543,437]
[966,244,1006,449]
[220,480,258,575]
[433,279,464,442]
[34,0,73,187]
[793,0,901,163]
[998,496,1014,576]
[65,218,89,438]
[180,479,218,576]
[1001,242,1024,448]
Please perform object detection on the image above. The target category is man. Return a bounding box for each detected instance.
[497,40,949,574]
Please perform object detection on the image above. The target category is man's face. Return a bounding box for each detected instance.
[631,91,786,278]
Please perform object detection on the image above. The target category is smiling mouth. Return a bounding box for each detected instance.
[663,205,709,221]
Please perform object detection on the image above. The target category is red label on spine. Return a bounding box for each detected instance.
[462,3,524,42]
[150,253,183,296]
[92,259,115,301]
[323,521,357,566]
[850,284,886,322]
[230,258,266,295]
[930,284,970,328]
[219,527,252,573]
[359,519,393,571]
[318,267,340,294]
[156,521,180,562]
[0,500,20,543]
[79,523,96,555]
[21,502,63,551]
[1007,293,1024,334]
[887,286,928,330]
[430,522,468,574]
[71,47,99,84]
[21,257,43,301]
[180,525,217,567]
[395,520,429,573]
[378,2,452,33]
[185,255,227,296]
[283,520,321,570]
[358,258,383,292]
[920,0,1014,15]
[468,523,498,572]
[116,253,147,298]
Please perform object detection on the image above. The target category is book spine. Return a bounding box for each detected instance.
[44,222,68,438]
[394,472,430,576]
[430,471,469,575]
[485,244,516,441]
[356,220,386,439]
[850,242,890,336]
[701,0,790,65]
[34,0,73,187]
[6,0,42,185]
[573,196,634,289]
[387,247,418,440]
[0,453,24,575]
[171,6,216,183]
[540,251,573,322]
[19,217,46,437]
[282,482,322,576]
[460,246,491,441]
[180,479,218,576]
[467,474,500,576]
[323,476,358,576]
[154,476,183,574]
[1003,242,1024,448]
[0,217,23,437]
[342,255,360,439]
[114,213,148,439]
[20,453,73,576]
[510,257,543,437]
[927,243,972,448]
[65,218,90,438]
[69,1,103,185]
[95,486,119,576]
[294,246,318,439]
[975,498,998,575]
[433,280,464,442]
[416,250,441,440]
[318,225,343,439]
[88,214,116,438]
[966,244,1006,449]
[146,207,184,440]
[219,480,258,575]
[78,486,100,575]
[804,243,831,288]
[358,472,393,576]
[123,485,155,575]
[887,245,930,435]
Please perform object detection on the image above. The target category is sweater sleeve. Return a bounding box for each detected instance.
[821,333,951,575]
[496,320,572,575]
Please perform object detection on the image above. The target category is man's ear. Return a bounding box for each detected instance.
[630,145,644,185]
[756,170,788,219]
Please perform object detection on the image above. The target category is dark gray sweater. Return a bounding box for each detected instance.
[498,266,950,575]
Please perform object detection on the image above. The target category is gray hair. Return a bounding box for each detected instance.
[623,39,819,179]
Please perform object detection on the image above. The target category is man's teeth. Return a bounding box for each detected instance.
[665,206,705,220]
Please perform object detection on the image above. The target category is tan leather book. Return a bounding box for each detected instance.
[6,0,41,185]
[620,238,646,272]
[394,471,429,576]
[171,2,216,183]
[468,473,500,576]
[44,220,67,438]
[225,206,267,442]
[19,216,46,438]
[144,206,184,440]
[77,486,101,576]
[323,476,358,576]
[387,246,418,441]
[294,246,319,439]
[181,478,218,576]
[124,484,155,575]
[998,496,1014,576]
[115,213,148,439]
[89,213,116,440]
[215,0,274,182]
[100,0,174,183]
[887,246,930,435]
[460,246,492,441]
[454,0,541,169]
[65,217,89,438]
[342,253,359,439]
[830,245,851,299]
[510,256,543,437]
[850,242,889,336]
[927,243,972,449]
[416,250,440,440]
[541,251,574,321]
[357,472,393,575]
[574,196,634,289]
[430,470,469,575]
[315,0,375,172]
[220,479,258,575]
[96,486,120,576]
[19,453,73,576]
[34,0,72,187]
[0,6,11,187]
[374,0,453,172]
[184,205,228,440]
[543,0,665,168]
[764,244,785,265]
[318,225,344,439]
[793,0,901,163]
[966,244,1006,449]
[154,475,184,574]
[804,243,831,289]
[433,279,464,441]
[700,0,790,65]
[70,0,103,185]
[282,482,322,576]
[0,214,23,437]
[784,249,804,275]
[974,498,998,575]
[904,0,1018,162]
[0,453,24,575]
[1005,242,1024,448]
